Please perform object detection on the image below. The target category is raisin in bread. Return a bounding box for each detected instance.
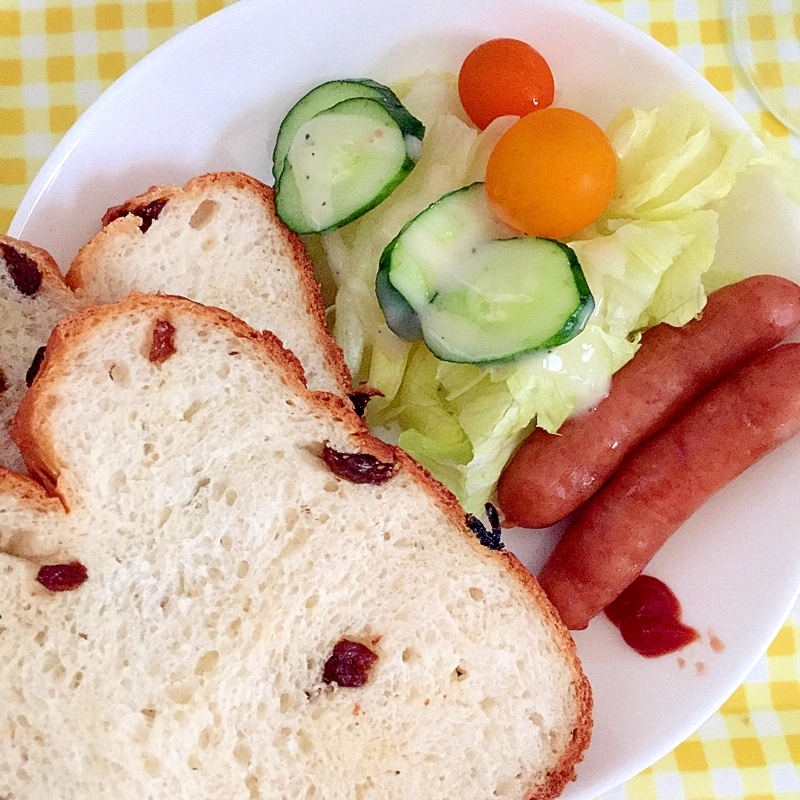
[0,236,82,473]
[66,171,350,397]
[1,294,591,800]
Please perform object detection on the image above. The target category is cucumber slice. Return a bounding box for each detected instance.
[377,183,595,364]
[272,79,424,183]
[274,97,419,234]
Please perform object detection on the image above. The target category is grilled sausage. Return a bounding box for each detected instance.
[497,275,800,529]
[538,343,800,630]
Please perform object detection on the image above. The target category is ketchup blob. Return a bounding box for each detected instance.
[605,575,699,657]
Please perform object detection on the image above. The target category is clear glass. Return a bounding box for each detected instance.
[727,0,800,134]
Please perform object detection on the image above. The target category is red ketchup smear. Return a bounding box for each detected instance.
[605,575,699,657]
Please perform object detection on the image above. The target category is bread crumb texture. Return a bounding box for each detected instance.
[0,295,590,800]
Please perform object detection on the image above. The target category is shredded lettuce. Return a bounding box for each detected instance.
[309,77,794,513]
[570,209,719,335]
[602,95,754,222]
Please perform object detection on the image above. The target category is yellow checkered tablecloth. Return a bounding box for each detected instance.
[1,1,799,798]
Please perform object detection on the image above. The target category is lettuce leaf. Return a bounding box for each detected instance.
[602,95,754,222]
[636,210,718,328]
[570,208,718,336]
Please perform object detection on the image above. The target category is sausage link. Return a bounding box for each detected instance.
[497,275,800,528]
[538,343,800,630]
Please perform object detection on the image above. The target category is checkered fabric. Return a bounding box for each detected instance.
[1,1,799,798]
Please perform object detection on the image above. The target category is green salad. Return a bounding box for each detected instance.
[302,73,800,513]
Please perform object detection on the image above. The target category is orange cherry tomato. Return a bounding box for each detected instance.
[458,38,555,130]
[485,107,617,240]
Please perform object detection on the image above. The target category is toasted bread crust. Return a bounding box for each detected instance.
[10,293,591,799]
[503,550,593,800]
[0,465,64,515]
[66,172,353,397]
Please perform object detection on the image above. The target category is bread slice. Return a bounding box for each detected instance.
[66,172,350,397]
[1,293,590,800]
[0,235,82,473]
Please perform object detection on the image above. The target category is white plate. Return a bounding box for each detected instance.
[10,1,800,797]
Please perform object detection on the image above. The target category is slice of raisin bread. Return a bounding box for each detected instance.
[1,294,591,800]
[66,171,350,397]
[0,236,82,473]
